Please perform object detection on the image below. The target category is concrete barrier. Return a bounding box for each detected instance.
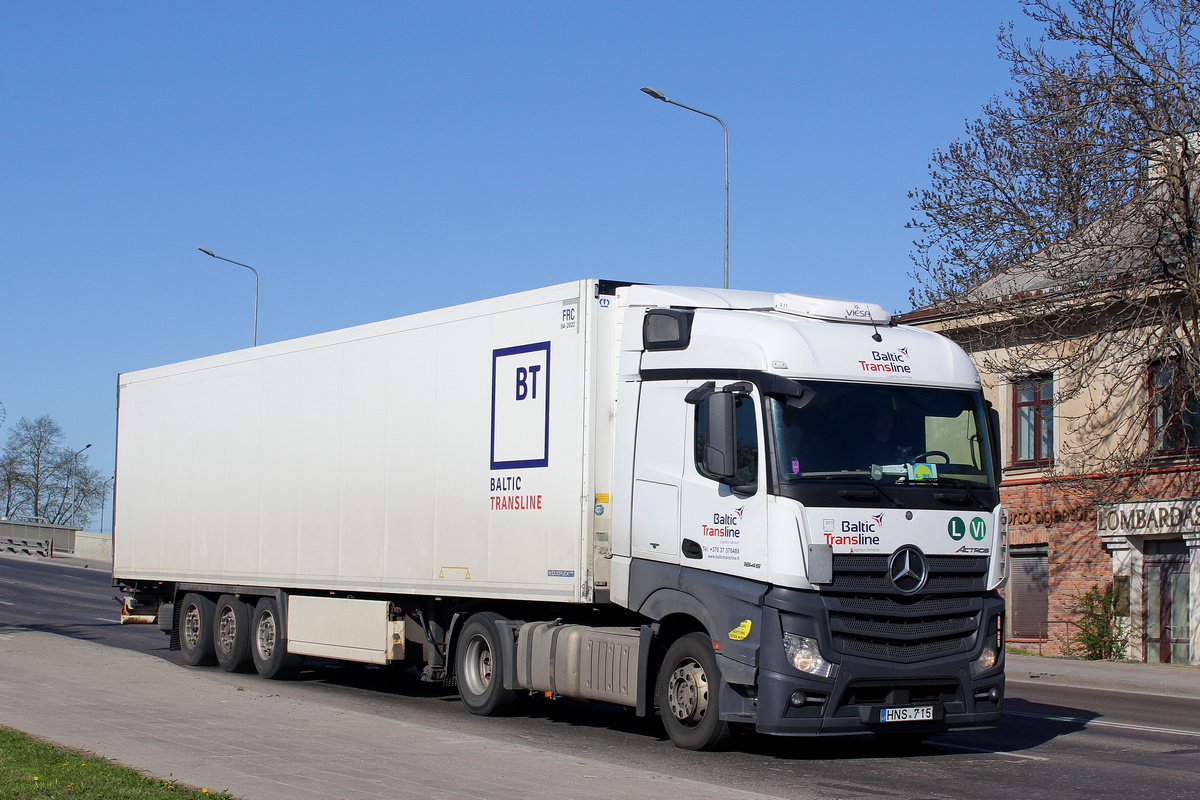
[74,531,113,561]
[0,519,80,556]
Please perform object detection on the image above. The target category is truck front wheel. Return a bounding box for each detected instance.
[455,612,518,716]
[250,597,304,679]
[179,593,217,667]
[657,633,733,751]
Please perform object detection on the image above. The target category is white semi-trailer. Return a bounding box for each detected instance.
[113,280,1007,750]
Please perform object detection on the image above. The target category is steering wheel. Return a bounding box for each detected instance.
[912,450,950,463]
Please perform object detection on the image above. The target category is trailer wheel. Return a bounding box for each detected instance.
[250,597,304,679]
[657,633,733,751]
[455,612,518,716]
[179,593,217,667]
[214,595,254,673]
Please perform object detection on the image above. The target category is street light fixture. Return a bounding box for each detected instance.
[199,248,260,346]
[641,86,730,289]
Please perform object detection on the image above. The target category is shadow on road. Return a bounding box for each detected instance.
[294,660,1099,759]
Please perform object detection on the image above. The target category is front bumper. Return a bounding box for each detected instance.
[748,654,1004,736]
[722,588,1006,736]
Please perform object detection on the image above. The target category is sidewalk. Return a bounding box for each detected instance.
[0,630,798,800]
[1006,652,1200,699]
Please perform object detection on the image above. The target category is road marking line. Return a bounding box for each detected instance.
[1006,710,1200,738]
[935,742,1048,761]
[94,618,117,623]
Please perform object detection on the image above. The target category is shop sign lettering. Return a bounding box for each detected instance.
[1097,499,1200,536]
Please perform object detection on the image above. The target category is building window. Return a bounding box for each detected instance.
[1013,375,1053,466]
[1151,359,1200,454]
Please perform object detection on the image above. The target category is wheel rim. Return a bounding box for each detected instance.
[217,606,237,654]
[256,610,277,661]
[183,604,202,651]
[667,657,710,727]
[462,634,493,698]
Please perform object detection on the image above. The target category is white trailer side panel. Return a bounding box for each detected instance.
[114,281,608,603]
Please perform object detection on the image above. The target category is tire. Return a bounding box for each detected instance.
[179,593,217,667]
[455,612,519,716]
[657,633,734,751]
[250,597,304,679]
[214,595,254,673]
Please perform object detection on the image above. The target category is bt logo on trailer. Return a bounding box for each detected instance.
[491,342,551,469]
[515,364,542,400]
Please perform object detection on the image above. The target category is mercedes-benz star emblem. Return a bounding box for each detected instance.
[888,545,929,594]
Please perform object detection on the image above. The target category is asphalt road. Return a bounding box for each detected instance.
[3,553,1199,800]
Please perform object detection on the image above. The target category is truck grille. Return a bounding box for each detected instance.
[824,554,987,664]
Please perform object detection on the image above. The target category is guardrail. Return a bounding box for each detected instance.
[2,536,52,558]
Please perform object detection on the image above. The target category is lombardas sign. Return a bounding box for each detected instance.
[1097,499,1200,537]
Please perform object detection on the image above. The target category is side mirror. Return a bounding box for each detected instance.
[703,391,737,480]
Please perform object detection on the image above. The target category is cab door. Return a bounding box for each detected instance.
[678,381,769,579]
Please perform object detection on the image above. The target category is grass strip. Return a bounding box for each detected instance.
[0,726,236,799]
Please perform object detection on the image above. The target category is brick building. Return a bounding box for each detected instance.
[901,292,1200,665]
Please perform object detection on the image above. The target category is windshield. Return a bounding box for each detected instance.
[770,380,995,488]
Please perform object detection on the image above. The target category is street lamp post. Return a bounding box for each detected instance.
[58,443,90,525]
[198,248,260,346]
[641,86,729,289]
[99,475,114,534]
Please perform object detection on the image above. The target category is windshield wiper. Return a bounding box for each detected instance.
[838,476,903,508]
[926,476,992,506]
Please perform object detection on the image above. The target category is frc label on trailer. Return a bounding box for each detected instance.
[491,342,551,469]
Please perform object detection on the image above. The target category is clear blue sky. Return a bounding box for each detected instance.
[2,1,1028,528]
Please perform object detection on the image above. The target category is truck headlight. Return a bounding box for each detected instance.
[782,633,838,679]
[971,616,1003,676]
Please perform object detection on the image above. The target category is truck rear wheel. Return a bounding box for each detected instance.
[214,595,254,673]
[179,593,217,667]
[657,633,733,751]
[250,597,303,679]
[455,612,518,716]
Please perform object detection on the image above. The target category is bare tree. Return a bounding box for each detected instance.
[1,450,21,519]
[908,0,1200,497]
[1,415,103,527]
